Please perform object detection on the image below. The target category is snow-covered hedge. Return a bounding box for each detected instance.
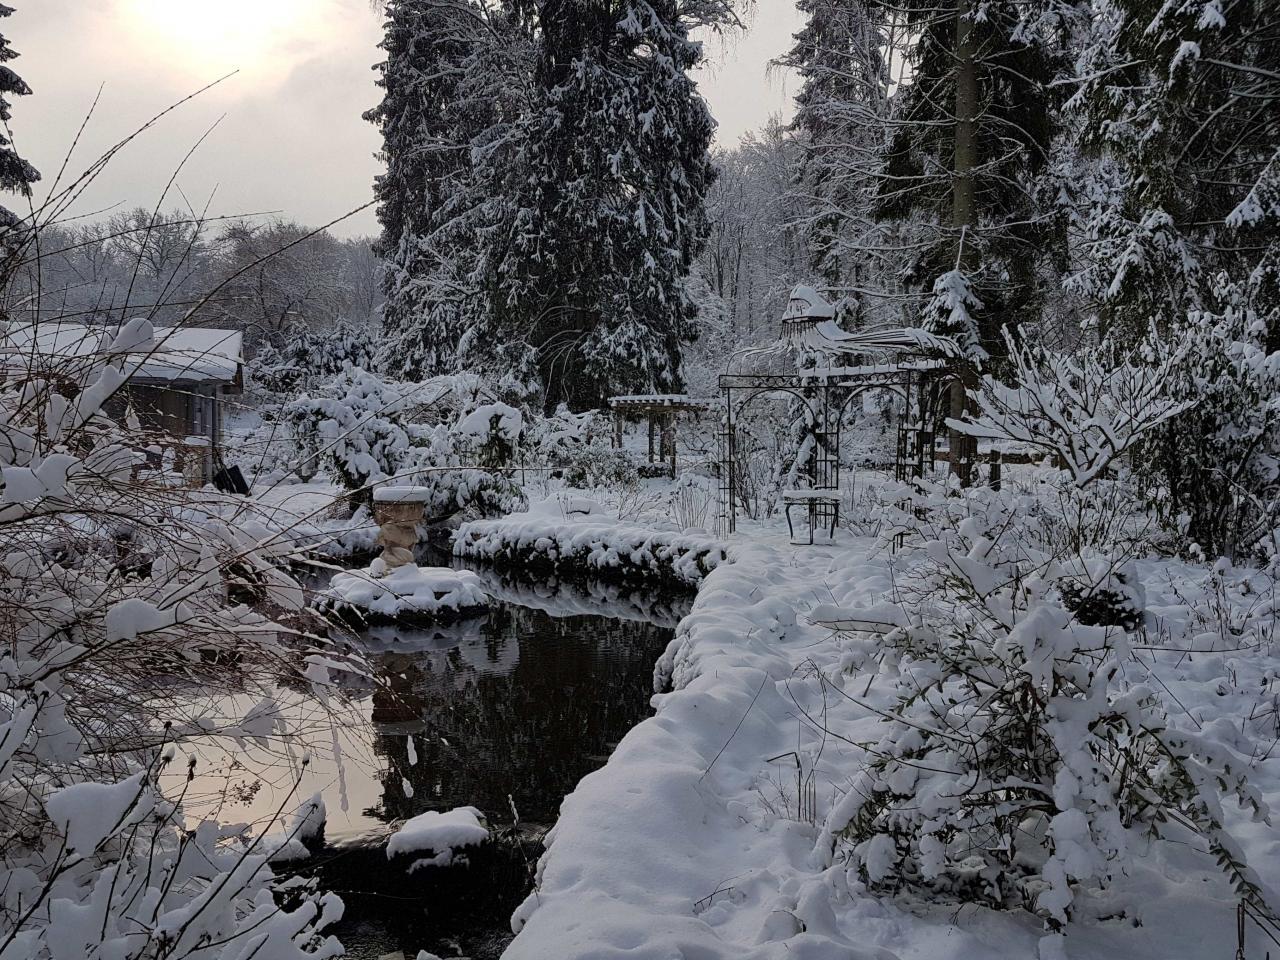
[453,510,727,586]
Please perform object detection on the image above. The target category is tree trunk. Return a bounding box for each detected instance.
[949,0,980,486]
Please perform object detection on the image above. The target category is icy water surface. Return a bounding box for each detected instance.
[179,563,691,959]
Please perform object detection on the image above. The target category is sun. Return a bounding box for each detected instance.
[118,0,322,83]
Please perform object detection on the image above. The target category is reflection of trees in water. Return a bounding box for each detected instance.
[455,561,695,629]
[366,600,673,826]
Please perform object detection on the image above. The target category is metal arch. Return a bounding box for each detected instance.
[831,381,911,422]
[716,359,957,535]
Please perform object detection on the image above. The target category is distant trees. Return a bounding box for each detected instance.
[7,212,382,342]
[777,0,891,294]
[368,0,738,409]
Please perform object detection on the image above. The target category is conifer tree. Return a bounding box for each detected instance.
[490,0,723,410]
[0,3,38,234]
[870,0,1077,361]
[1077,0,1280,344]
[365,0,489,380]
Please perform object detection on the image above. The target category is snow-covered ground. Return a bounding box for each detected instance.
[502,527,1280,960]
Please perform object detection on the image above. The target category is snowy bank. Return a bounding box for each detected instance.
[387,806,490,871]
[505,535,1280,960]
[322,564,488,623]
[453,504,726,586]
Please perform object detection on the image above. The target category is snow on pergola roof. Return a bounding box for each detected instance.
[608,394,711,412]
[796,321,962,359]
[780,284,960,361]
[1,322,244,384]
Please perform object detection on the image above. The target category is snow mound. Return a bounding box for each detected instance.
[323,564,488,623]
[387,806,489,870]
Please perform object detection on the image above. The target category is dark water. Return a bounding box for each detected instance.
[300,562,691,959]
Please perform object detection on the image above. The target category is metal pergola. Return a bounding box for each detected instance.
[717,286,958,536]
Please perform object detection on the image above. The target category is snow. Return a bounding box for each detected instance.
[504,526,1280,960]
[780,489,841,501]
[453,401,523,439]
[387,806,489,869]
[46,774,154,857]
[782,284,837,321]
[373,485,435,503]
[609,394,710,408]
[323,564,488,621]
[1,321,243,383]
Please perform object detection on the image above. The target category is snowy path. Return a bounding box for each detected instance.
[506,534,898,959]
[503,534,1279,960]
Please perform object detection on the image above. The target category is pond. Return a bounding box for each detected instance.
[177,560,691,960]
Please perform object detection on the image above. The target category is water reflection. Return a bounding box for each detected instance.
[368,599,677,827]
[456,561,694,630]
[173,565,688,842]
[168,564,689,958]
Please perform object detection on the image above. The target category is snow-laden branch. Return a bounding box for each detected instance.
[949,330,1194,486]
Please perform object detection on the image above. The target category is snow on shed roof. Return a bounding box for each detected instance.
[1,321,243,384]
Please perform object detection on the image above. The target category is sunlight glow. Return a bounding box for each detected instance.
[118,0,327,83]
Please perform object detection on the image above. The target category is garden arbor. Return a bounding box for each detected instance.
[717,286,960,535]
[609,394,710,478]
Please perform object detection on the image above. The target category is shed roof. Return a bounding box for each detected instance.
[2,321,243,384]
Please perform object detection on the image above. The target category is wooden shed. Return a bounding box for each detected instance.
[5,322,244,484]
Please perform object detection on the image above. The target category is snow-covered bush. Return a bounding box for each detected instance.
[668,473,715,531]
[250,320,375,395]
[953,330,1191,488]
[0,318,358,958]
[560,444,640,490]
[284,368,526,520]
[821,480,1277,952]
[284,368,414,491]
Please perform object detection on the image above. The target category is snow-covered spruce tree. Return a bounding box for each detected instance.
[1075,0,1280,344]
[366,0,490,381]
[870,0,1081,359]
[777,0,892,298]
[489,0,728,410]
[818,481,1279,957]
[0,4,38,244]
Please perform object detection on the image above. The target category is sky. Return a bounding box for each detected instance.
[13,1,804,239]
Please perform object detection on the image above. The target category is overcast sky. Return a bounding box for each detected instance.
[13,1,803,239]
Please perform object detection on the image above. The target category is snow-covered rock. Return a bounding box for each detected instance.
[323,564,488,623]
[387,806,490,871]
